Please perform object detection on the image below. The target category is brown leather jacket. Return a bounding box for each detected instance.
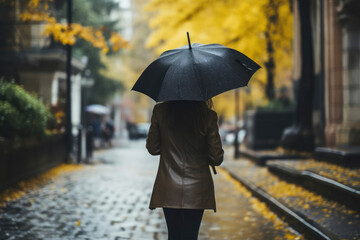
[146,102,224,211]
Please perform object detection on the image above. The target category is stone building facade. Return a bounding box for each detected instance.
[293,0,360,147]
[335,0,360,146]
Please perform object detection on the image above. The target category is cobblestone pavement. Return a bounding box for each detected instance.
[0,140,301,240]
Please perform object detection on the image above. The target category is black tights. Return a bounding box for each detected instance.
[163,208,204,240]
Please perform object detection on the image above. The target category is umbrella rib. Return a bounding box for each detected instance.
[159,49,185,59]
[188,51,206,100]
[196,44,226,49]
[195,49,255,86]
[156,53,185,100]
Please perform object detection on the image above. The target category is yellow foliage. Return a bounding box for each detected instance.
[110,32,130,52]
[13,0,128,53]
[28,0,41,8]
[144,0,293,119]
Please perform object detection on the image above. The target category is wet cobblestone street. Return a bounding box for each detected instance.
[0,140,301,239]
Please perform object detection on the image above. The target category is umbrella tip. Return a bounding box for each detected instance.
[187,32,192,50]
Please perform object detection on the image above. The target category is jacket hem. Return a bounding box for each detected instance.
[149,205,216,212]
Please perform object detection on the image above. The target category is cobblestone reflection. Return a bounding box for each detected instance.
[0,141,300,240]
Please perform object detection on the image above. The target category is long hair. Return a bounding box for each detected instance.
[164,99,214,135]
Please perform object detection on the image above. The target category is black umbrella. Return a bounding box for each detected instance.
[132,33,261,102]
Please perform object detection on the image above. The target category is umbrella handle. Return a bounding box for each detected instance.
[211,165,217,175]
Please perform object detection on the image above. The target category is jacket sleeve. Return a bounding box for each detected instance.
[206,111,224,166]
[146,104,161,155]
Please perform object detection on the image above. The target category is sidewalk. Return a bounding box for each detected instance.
[0,141,302,240]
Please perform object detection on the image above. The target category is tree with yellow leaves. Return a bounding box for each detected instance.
[0,0,129,104]
[17,0,128,53]
[144,0,293,117]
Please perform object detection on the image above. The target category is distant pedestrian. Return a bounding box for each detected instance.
[91,116,102,138]
[146,100,224,240]
[101,118,115,147]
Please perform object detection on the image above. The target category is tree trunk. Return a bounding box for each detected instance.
[264,0,277,101]
[265,32,275,100]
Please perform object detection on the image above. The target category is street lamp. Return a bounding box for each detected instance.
[65,0,73,161]
[234,89,240,158]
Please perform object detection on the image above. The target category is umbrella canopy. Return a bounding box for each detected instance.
[132,36,260,102]
[86,104,109,115]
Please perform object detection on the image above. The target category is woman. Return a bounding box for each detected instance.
[146,100,224,240]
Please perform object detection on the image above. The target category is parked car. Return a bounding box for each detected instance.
[134,123,150,139]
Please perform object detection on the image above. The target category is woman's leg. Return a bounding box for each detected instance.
[163,208,182,240]
[182,209,204,240]
[163,208,204,240]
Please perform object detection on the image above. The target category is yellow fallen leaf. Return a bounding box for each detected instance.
[0,164,83,207]
[285,233,298,239]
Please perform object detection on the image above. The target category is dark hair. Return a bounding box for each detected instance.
[164,99,214,135]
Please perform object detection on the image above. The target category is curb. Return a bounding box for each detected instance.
[267,163,360,211]
[313,147,360,168]
[221,166,339,240]
[239,149,307,166]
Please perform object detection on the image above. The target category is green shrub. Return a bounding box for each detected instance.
[0,79,53,138]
